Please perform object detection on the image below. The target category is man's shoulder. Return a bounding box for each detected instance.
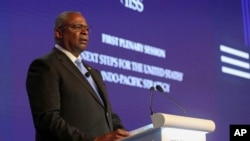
[28,48,64,68]
[36,48,65,61]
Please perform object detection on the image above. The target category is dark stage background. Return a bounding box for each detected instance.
[1,0,250,141]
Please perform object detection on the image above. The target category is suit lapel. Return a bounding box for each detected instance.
[83,62,113,130]
[53,48,105,108]
[84,63,109,108]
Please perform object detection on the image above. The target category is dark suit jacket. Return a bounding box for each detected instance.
[26,48,124,141]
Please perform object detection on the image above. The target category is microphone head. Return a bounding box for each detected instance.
[156,85,164,92]
[85,72,90,77]
[149,86,155,91]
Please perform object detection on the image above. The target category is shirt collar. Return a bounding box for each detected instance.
[55,44,82,63]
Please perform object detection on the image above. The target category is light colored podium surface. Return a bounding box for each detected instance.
[120,113,216,141]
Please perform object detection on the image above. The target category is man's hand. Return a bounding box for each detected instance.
[94,129,130,141]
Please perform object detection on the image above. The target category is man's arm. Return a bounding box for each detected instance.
[26,59,94,141]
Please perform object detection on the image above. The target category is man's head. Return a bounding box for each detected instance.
[54,11,90,57]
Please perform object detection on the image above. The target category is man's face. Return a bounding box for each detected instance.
[57,13,90,56]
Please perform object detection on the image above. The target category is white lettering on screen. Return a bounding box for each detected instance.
[102,33,166,58]
[81,33,185,91]
[82,51,184,82]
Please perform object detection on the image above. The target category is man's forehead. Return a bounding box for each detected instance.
[66,14,87,24]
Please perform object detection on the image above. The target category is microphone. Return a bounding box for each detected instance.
[156,85,187,116]
[85,72,90,77]
[85,64,92,78]
[149,86,155,115]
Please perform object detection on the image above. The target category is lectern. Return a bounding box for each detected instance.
[120,113,216,141]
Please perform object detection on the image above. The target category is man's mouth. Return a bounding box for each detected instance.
[79,38,88,44]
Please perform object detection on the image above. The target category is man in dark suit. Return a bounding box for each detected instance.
[26,11,130,141]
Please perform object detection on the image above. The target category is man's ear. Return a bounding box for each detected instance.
[55,29,63,38]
